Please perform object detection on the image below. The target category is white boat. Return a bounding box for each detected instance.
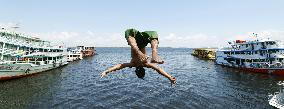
[216,34,284,75]
[0,28,68,80]
[269,92,284,109]
[67,47,83,62]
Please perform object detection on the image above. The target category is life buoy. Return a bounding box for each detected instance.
[275,62,282,68]
[263,63,270,68]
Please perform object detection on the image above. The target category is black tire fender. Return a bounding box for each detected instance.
[25,68,30,73]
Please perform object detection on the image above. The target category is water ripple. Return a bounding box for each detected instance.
[0,47,283,109]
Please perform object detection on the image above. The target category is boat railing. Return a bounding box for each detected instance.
[0,59,60,65]
[250,62,283,68]
[0,35,52,49]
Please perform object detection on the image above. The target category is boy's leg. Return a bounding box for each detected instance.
[131,47,147,65]
[150,39,164,64]
[127,37,147,63]
[140,47,146,55]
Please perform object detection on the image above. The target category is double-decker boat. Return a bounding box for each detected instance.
[66,46,96,62]
[216,35,284,75]
[0,28,68,80]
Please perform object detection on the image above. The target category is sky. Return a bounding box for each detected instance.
[0,0,284,48]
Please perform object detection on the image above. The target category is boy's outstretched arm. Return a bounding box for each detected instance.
[101,63,135,77]
[144,63,176,85]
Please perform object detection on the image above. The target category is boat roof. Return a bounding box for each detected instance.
[194,48,217,51]
[234,39,279,45]
[0,30,49,43]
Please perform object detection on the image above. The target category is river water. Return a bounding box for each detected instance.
[0,47,283,109]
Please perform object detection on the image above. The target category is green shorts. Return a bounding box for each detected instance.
[125,29,159,48]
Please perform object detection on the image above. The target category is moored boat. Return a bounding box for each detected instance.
[67,47,83,62]
[216,35,284,76]
[269,90,284,108]
[191,48,216,60]
[77,46,96,57]
[83,46,96,57]
[0,28,68,80]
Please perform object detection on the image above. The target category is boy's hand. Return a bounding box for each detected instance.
[101,72,107,78]
[170,77,176,86]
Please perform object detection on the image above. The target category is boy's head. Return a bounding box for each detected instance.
[135,67,145,79]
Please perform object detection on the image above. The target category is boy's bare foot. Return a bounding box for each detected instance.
[151,58,164,64]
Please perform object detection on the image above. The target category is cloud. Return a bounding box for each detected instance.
[35,31,127,47]
[19,30,284,48]
[229,30,284,41]
[159,30,284,48]
[160,33,224,48]
[0,22,20,29]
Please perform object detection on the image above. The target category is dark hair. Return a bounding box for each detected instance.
[135,67,145,79]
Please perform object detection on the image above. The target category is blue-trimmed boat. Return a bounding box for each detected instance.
[216,35,284,76]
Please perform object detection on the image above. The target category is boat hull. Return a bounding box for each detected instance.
[219,64,284,76]
[0,63,67,81]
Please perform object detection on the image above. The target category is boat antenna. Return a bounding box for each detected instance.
[253,33,258,41]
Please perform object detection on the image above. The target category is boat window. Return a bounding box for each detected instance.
[226,58,234,62]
